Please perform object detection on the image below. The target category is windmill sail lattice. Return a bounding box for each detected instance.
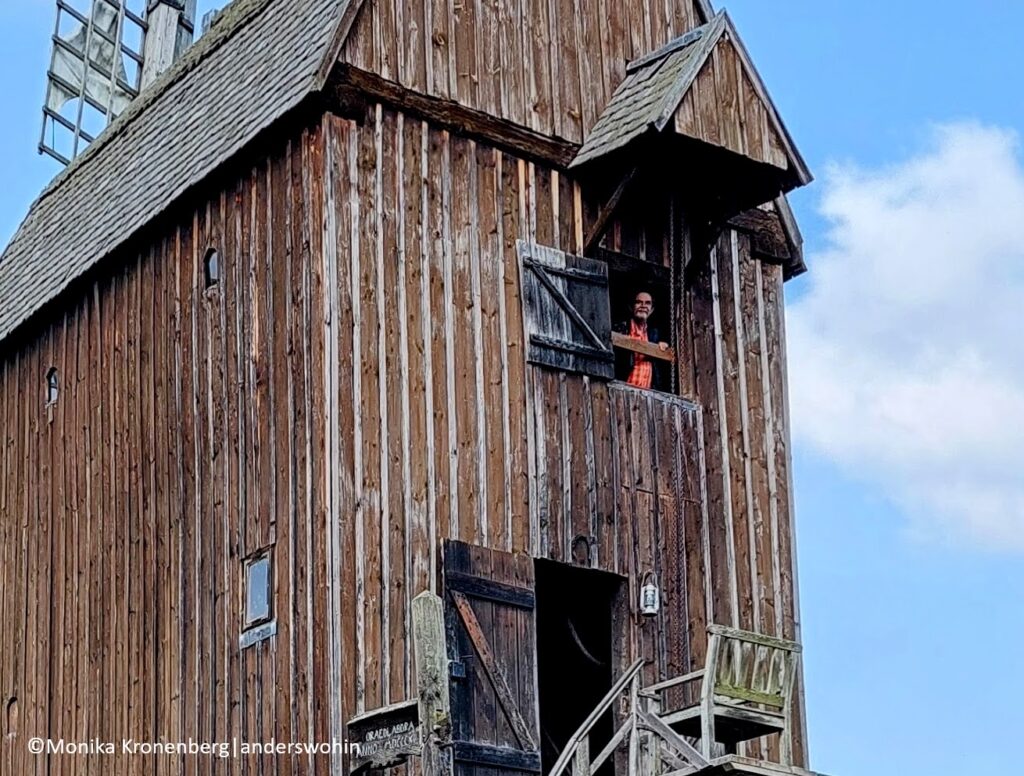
[40,0,147,166]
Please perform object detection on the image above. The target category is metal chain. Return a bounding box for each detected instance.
[669,192,677,395]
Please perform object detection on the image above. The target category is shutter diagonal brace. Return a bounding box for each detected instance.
[583,166,639,257]
[522,258,612,355]
[450,591,538,751]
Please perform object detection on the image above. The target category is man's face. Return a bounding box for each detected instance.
[632,293,654,323]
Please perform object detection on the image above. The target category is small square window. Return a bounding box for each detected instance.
[244,554,272,628]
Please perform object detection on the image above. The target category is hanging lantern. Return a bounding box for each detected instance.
[640,571,660,616]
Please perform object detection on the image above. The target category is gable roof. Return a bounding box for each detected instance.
[0,0,353,348]
[569,10,810,187]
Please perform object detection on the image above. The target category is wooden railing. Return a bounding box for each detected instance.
[547,659,644,776]
[547,659,709,776]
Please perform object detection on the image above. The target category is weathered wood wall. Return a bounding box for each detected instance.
[319,104,806,765]
[0,122,334,776]
[320,106,577,735]
[673,31,788,170]
[0,101,805,774]
[528,376,707,686]
[340,0,709,143]
[681,229,805,764]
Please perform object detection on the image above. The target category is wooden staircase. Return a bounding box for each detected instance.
[545,627,823,776]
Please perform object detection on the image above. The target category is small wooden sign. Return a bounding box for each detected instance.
[348,699,422,772]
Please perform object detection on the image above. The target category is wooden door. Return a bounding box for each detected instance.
[444,540,542,775]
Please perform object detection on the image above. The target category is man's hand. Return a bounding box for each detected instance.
[658,341,669,352]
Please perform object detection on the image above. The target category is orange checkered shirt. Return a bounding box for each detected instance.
[625,320,653,389]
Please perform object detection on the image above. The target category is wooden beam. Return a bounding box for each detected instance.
[588,718,633,776]
[413,592,451,732]
[547,660,646,776]
[444,571,535,608]
[611,332,675,363]
[705,754,822,775]
[140,0,196,89]
[326,64,579,169]
[594,248,671,285]
[451,742,542,773]
[583,167,638,256]
[314,0,371,87]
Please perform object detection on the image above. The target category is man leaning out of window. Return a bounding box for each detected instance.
[613,290,669,391]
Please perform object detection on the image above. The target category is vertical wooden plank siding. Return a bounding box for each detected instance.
[760,260,807,765]
[0,107,808,774]
[341,0,706,144]
[683,229,807,764]
[0,125,333,775]
[674,34,790,170]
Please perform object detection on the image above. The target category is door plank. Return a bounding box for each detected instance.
[451,590,538,750]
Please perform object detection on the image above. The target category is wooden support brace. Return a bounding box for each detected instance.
[637,709,710,769]
[588,718,633,776]
[583,167,639,257]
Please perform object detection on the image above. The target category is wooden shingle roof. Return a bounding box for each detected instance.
[0,0,351,347]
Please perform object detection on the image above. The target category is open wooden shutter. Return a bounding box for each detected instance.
[444,540,541,775]
[518,241,614,379]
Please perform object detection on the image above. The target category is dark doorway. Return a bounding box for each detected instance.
[535,560,623,775]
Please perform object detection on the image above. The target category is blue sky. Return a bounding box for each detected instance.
[727,1,1024,773]
[2,2,1022,775]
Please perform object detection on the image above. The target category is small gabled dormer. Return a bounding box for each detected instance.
[571,11,811,218]
[517,11,813,406]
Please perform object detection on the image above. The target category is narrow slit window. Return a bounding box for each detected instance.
[203,248,220,288]
[46,367,59,405]
[5,697,18,737]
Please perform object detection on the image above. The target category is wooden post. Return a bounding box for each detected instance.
[644,678,661,776]
[140,0,197,89]
[572,737,589,776]
[628,673,640,776]
[582,167,639,256]
[413,591,453,776]
[781,651,800,766]
[700,632,720,759]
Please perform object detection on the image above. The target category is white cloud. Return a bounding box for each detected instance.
[788,122,1024,551]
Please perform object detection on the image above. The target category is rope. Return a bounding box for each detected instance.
[567,617,606,667]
